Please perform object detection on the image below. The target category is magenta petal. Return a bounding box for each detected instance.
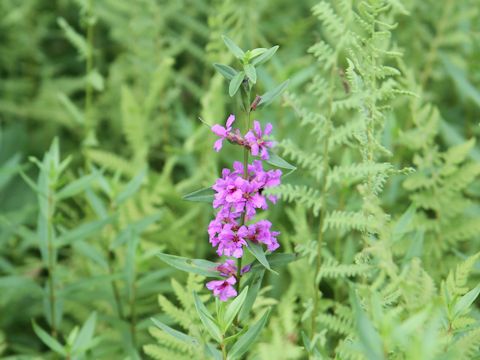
[253,120,261,136]
[250,143,259,156]
[214,139,224,152]
[264,123,273,135]
[212,124,227,137]
[226,114,235,128]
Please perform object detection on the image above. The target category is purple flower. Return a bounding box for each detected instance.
[247,220,280,252]
[245,120,275,160]
[211,114,236,151]
[216,223,248,258]
[206,276,237,301]
[216,259,237,277]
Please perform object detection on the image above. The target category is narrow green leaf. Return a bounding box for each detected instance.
[72,312,97,353]
[250,253,298,273]
[57,92,84,124]
[249,48,267,59]
[222,35,245,59]
[213,63,237,80]
[204,343,223,360]
[157,253,219,277]
[453,284,480,317]
[258,79,290,107]
[222,287,249,333]
[266,153,296,175]
[151,317,199,346]
[244,64,256,84]
[228,309,271,359]
[193,292,222,343]
[229,71,245,97]
[32,321,67,356]
[246,240,276,273]
[251,45,279,65]
[392,205,416,242]
[351,291,385,360]
[57,173,97,200]
[20,170,44,196]
[238,270,264,322]
[115,168,146,206]
[56,217,112,247]
[183,187,214,203]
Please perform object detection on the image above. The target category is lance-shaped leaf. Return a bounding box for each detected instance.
[57,173,97,200]
[222,35,245,59]
[246,241,277,274]
[157,253,219,277]
[238,270,265,322]
[244,64,256,84]
[250,253,298,273]
[72,312,97,353]
[115,168,146,206]
[193,292,222,343]
[151,317,199,346]
[228,309,271,359]
[183,187,214,203]
[267,153,296,175]
[351,291,385,360]
[251,45,279,65]
[32,321,67,356]
[453,284,480,317]
[222,286,249,333]
[229,71,245,97]
[213,63,237,80]
[258,80,290,107]
[56,217,113,247]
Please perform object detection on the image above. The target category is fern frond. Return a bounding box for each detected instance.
[267,184,322,216]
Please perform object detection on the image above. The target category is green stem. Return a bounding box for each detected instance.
[221,341,227,360]
[130,280,137,347]
[47,192,57,338]
[107,250,124,319]
[236,86,252,295]
[310,63,337,336]
[85,0,95,140]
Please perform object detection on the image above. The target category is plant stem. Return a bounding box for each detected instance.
[221,341,227,360]
[85,0,95,141]
[47,191,57,338]
[107,250,124,319]
[310,63,337,336]
[236,85,252,294]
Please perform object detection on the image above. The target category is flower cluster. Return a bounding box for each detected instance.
[206,115,282,301]
[211,115,274,160]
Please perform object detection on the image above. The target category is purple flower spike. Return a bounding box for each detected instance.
[206,276,237,301]
[211,114,236,151]
[245,120,275,160]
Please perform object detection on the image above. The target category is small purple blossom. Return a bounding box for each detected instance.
[216,224,248,258]
[216,259,237,277]
[247,220,280,252]
[211,114,236,151]
[206,276,237,301]
[245,120,275,160]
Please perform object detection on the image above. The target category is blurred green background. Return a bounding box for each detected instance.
[1,0,480,358]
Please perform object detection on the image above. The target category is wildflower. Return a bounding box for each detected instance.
[245,120,275,160]
[216,259,237,277]
[206,276,237,301]
[216,223,248,258]
[247,220,280,252]
[211,114,236,151]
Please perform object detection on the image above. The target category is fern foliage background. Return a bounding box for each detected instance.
[0,0,479,358]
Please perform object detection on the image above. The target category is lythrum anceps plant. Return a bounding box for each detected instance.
[154,35,296,359]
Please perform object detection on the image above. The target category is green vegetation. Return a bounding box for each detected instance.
[1,0,479,358]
